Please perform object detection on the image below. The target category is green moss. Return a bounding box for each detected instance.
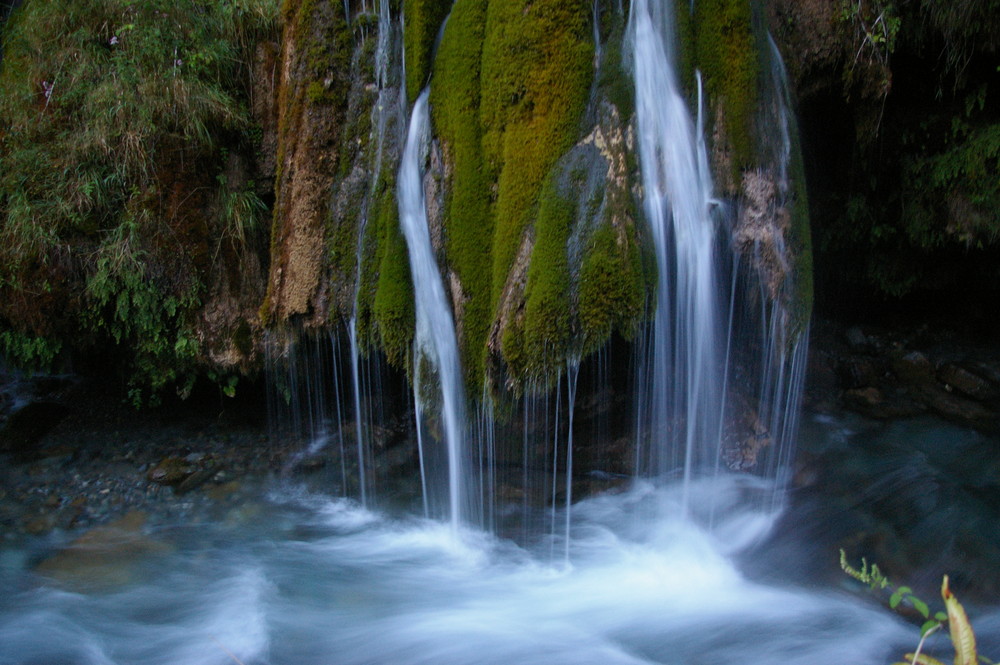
[596,12,634,122]
[372,191,415,368]
[479,0,595,314]
[693,0,760,173]
[403,0,451,103]
[512,174,574,383]
[431,0,594,388]
[673,0,696,91]
[306,79,335,104]
[353,189,385,350]
[325,23,384,324]
[578,217,645,353]
[430,0,490,387]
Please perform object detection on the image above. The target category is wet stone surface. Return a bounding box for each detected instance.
[0,375,293,550]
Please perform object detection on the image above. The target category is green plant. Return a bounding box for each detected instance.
[840,550,993,665]
[0,0,278,403]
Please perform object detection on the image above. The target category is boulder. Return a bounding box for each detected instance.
[937,363,996,401]
[34,511,171,591]
[0,402,68,455]
[891,351,935,386]
[146,457,197,485]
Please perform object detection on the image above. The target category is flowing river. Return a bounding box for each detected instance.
[2,413,998,665]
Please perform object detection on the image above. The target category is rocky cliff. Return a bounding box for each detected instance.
[1,0,826,404]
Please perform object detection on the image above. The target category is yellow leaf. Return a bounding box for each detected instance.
[942,575,978,665]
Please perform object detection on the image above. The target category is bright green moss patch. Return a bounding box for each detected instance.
[479,0,594,310]
[430,0,491,387]
[578,219,645,354]
[403,0,451,103]
[515,175,575,383]
[693,0,759,172]
[372,189,415,368]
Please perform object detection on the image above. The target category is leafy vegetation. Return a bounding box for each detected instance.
[840,551,994,665]
[806,0,1000,312]
[0,0,277,403]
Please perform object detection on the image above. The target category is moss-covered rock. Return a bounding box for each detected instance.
[403,0,451,103]
[372,189,415,368]
[479,0,594,311]
[693,0,760,182]
[515,174,575,383]
[263,0,352,325]
[430,0,491,387]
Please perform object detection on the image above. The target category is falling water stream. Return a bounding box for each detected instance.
[398,89,468,530]
[631,0,725,497]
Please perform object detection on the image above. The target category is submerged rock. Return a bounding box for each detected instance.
[34,511,171,591]
[146,457,197,485]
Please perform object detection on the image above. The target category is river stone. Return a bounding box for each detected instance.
[173,465,217,495]
[146,457,196,485]
[891,351,935,386]
[920,385,995,426]
[34,511,171,591]
[840,356,881,388]
[843,387,925,419]
[845,326,869,350]
[937,363,996,401]
[23,513,56,535]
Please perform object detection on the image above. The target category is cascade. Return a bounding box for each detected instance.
[563,358,580,562]
[630,0,727,500]
[397,89,469,530]
[268,0,810,541]
[737,33,811,507]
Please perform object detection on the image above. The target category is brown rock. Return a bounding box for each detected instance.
[844,386,925,419]
[24,513,56,535]
[35,511,171,591]
[146,457,196,485]
[920,385,995,426]
[937,363,996,401]
[892,351,935,386]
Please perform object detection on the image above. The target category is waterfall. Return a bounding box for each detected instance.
[346,0,401,507]
[630,0,726,500]
[266,0,810,541]
[398,89,469,530]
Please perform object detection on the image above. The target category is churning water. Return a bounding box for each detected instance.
[3,413,1000,665]
[0,483,901,665]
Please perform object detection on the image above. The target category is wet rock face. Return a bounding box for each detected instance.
[807,322,1000,432]
[735,168,792,303]
[0,402,69,456]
